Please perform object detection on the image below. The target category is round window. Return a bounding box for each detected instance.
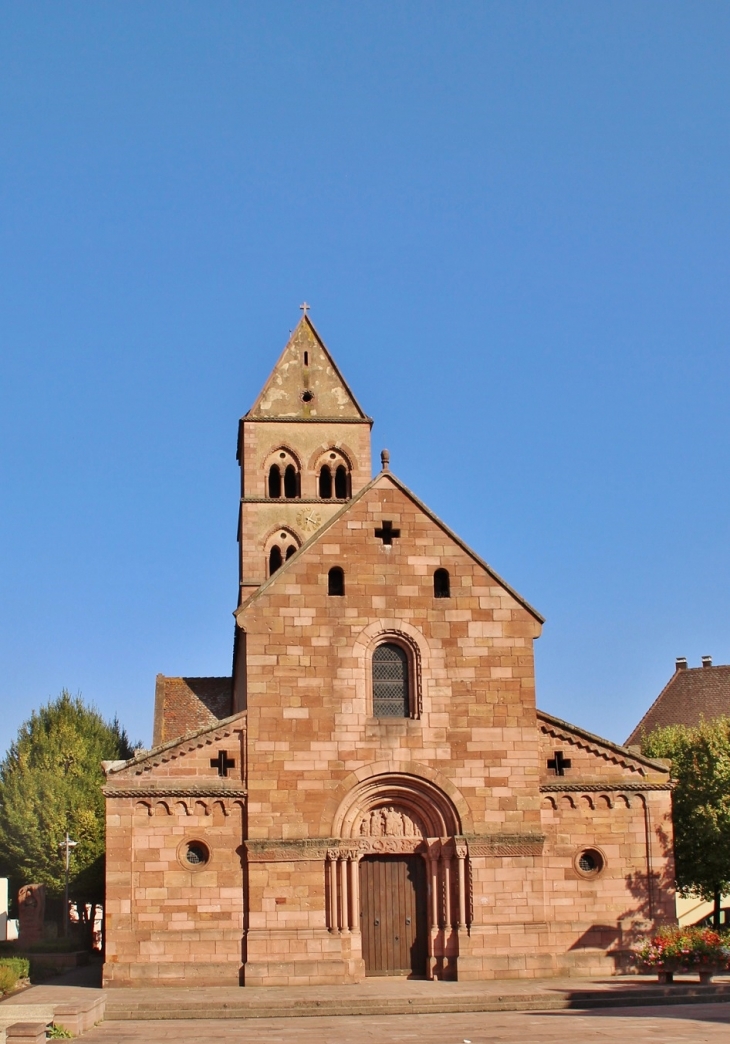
[301,390,314,402]
[184,842,209,867]
[575,848,604,877]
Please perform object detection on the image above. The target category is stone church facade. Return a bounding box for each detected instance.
[102,314,675,987]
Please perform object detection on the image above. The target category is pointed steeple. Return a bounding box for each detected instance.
[236,311,373,603]
[247,315,369,421]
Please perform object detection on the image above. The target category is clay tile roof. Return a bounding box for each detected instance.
[626,663,730,747]
[153,675,233,747]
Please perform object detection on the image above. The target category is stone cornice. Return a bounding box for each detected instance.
[103,784,247,799]
[540,781,672,793]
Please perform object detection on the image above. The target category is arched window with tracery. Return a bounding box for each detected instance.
[269,545,282,575]
[266,530,300,577]
[319,465,333,499]
[334,465,348,499]
[372,643,410,718]
[265,449,300,500]
[268,465,281,498]
[434,568,450,598]
[316,450,351,500]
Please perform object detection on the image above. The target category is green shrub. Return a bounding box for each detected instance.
[0,963,19,994]
[48,1027,74,1039]
[0,956,30,978]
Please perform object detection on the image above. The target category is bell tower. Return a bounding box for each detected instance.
[236,311,373,601]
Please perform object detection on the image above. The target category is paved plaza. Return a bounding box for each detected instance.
[80,1003,730,1043]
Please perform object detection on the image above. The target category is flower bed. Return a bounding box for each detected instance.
[636,926,730,982]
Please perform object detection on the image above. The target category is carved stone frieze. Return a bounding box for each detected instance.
[464,833,545,858]
[245,838,337,862]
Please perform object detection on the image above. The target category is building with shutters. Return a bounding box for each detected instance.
[102,313,676,987]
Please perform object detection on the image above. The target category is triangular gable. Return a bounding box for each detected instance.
[235,468,544,624]
[103,710,246,787]
[246,315,370,421]
[538,709,670,782]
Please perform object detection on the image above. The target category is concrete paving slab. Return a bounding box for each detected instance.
[76,1002,730,1044]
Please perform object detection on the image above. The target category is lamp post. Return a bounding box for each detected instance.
[58,833,78,938]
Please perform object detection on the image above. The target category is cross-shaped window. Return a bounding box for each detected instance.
[547,750,571,777]
[374,520,401,545]
[210,750,236,777]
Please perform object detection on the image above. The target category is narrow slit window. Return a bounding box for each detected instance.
[434,568,450,598]
[268,465,281,498]
[304,351,309,366]
[328,566,344,596]
[284,464,299,499]
[372,643,409,718]
[319,465,332,499]
[334,465,348,499]
[268,545,282,575]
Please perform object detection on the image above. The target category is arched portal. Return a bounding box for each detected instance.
[327,773,468,980]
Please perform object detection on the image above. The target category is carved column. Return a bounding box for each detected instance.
[339,855,350,933]
[456,847,467,929]
[349,854,360,932]
[429,850,439,930]
[327,851,338,932]
[443,850,452,929]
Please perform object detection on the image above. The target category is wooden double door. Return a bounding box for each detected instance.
[359,855,428,976]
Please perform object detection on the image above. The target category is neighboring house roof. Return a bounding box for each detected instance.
[626,659,730,747]
[235,467,545,625]
[152,675,233,747]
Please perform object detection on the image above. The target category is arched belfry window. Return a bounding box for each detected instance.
[316,450,351,500]
[284,464,298,499]
[265,450,300,500]
[334,465,348,499]
[269,545,282,575]
[266,530,300,577]
[319,466,333,499]
[268,465,281,499]
[328,566,344,596]
[372,643,410,718]
[434,568,450,598]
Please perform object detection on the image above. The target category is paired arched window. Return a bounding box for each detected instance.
[266,450,300,499]
[328,567,345,596]
[267,532,299,576]
[372,643,410,718]
[434,568,450,598]
[317,450,351,500]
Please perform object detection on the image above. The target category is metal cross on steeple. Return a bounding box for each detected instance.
[299,302,310,314]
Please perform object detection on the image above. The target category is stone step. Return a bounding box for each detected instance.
[0,1006,54,1028]
[104,980,730,1020]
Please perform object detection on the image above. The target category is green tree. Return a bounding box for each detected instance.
[643,716,730,928]
[0,691,134,941]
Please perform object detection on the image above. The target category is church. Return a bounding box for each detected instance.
[102,313,675,987]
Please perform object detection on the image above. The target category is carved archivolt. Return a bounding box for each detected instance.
[333,772,461,839]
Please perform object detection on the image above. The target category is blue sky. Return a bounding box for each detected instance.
[1,1,729,755]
